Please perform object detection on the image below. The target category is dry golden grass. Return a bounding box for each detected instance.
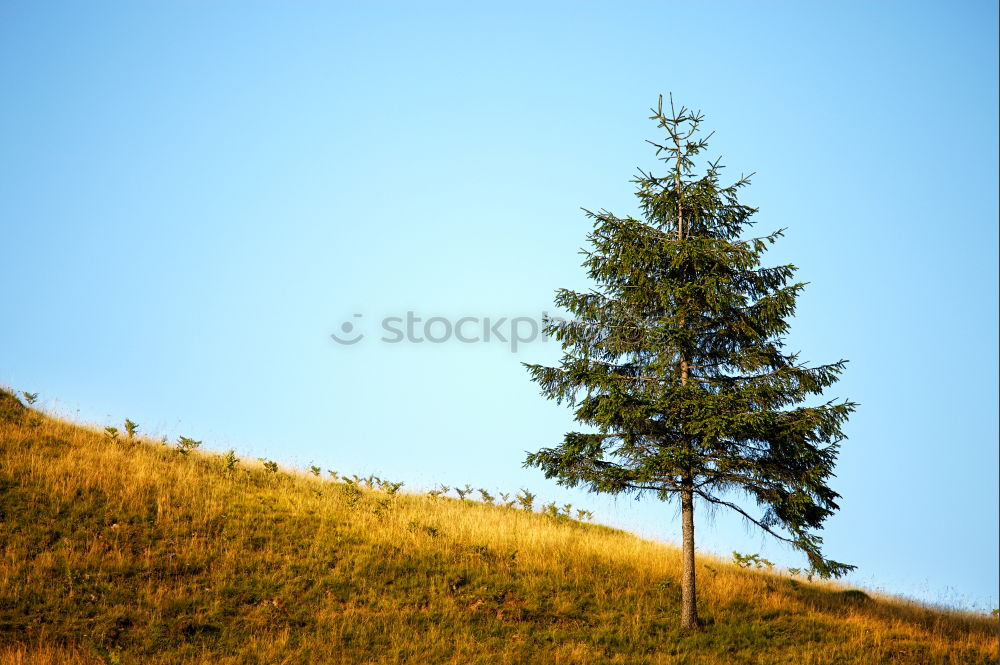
[0,390,995,664]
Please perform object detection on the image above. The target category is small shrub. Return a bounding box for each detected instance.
[124,419,139,441]
[732,551,773,570]
[339,481,363,508]
[454,484,473,500]
[516,489,535,512]
[477,488,495,505]
[309,465,321,477]
[20,392,42,427]
[104,427,120,444]
[380,480,404,496]
[222,450,239,473]
[327,469,339,481]
[542,502,575,522]
[176,436,202,456]
[370,496,393,516]
[263,460,278,474]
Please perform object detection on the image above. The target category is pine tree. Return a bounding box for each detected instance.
[524,95,856,630]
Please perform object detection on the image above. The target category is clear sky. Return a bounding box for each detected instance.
[1,1,997,610]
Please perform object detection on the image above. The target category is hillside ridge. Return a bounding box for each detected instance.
[0,389,995,665]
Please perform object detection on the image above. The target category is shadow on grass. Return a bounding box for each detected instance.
[787,579,995,640]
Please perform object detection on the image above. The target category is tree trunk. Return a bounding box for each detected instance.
[673,107,698,631]
[680,483,699,630]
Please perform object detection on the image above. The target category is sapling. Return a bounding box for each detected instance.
[516,489,536,512]
[176,436,201,456]
[263,460,278,474]
[222,450,239,473]
[477,489,495,505]
[309,465,321,477]
[124,419,139,442]
[339,481,363,508]
[104,427,120,444]
[20,392,42,427]
[380,480,404,496]
[732,551,774,570]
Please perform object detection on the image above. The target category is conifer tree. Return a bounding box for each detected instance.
[525,96,856,630]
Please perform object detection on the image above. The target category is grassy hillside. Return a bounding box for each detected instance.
[0,389,995,665]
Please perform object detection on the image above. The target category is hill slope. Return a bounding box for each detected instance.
[0,389,995,664]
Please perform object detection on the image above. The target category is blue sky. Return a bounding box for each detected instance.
[1,1,997,610]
